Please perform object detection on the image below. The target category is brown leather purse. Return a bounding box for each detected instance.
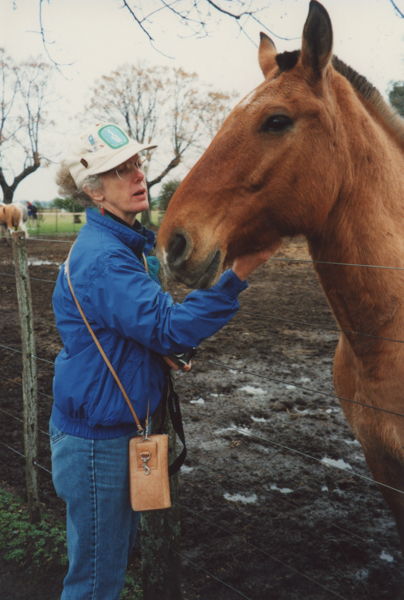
[65,248,171,512]
[129,434,171,511]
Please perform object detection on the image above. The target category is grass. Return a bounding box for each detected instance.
[27,210,163,236]
[28,212,87,236]
[0,488,67,570]
[0,488,143,598]
[121,574,143,599]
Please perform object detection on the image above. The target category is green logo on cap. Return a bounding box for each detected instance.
[98,125,129,149]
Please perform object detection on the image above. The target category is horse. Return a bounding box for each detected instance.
[157,0,404,553]
[0,202,29,240]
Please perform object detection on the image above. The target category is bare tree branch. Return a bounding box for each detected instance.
[205,0,251,20]
[39,0,74,75]
[120,0,154,41]
[147,155,181,188]
[390,0,404,18]
[118,0,293,44]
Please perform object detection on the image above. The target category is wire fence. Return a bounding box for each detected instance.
[1,235,403,598]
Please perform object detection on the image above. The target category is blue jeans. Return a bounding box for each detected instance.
[50,419,140,600]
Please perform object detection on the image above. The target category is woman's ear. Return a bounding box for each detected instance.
[83,184,104,205]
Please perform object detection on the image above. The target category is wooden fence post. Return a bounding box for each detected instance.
[140,261,182,599]
[12,231,41,524]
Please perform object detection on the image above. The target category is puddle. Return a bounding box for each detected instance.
[0,259,61,267]
[29,259,62,267]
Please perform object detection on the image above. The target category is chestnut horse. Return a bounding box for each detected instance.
[158,1,404,551]
[0,202,29,240]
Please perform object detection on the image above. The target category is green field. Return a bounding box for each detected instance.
[28,211,162,236]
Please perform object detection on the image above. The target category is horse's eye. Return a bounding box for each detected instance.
[261,115,292,133]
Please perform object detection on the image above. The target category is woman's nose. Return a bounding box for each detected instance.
[132,167,145,182]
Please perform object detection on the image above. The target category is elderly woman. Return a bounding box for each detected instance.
[50,122,280,600]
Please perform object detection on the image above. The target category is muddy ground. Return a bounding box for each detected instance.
[0,234,403,600]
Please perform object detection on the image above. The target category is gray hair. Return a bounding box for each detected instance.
[56,161,103,208]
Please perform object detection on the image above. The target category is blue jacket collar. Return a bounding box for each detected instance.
[85,207,155,258]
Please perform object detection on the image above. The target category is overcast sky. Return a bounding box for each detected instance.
[2,0,404,203]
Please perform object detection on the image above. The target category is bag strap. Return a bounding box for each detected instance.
[159,363,187,476]
[65,245,145,434]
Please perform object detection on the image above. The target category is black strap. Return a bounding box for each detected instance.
[158,364,187,476]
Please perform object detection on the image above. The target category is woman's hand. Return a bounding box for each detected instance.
[232,239,282,281]
[163,356,192,372]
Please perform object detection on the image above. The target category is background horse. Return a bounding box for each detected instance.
[0,202,29,240]
[158,1,404,552]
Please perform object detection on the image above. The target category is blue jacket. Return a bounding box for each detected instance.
[52,208,248,439]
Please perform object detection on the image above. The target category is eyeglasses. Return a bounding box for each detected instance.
[114,156,149,181]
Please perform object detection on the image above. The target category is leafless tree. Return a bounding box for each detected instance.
[0,49,57,204]
[85,63,237,223]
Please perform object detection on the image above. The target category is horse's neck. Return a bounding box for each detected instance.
[308,180,404,359]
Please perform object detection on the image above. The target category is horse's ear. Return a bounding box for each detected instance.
[301,0,333,78]
[259,32,277,78]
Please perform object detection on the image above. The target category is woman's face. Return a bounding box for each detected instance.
[87,154,149,225]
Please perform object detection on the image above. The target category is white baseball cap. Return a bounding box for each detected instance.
[66,123,157,188]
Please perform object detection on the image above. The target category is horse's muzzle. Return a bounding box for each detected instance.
[159,228,223,289]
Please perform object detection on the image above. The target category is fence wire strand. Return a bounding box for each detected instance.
[177,503,349,600]
[0,406,49,436]
[173,550,254,600]
[0,373,54,401]
[270,256,404,270]
[0,441,52,474]
[240,308,404,345]
[0,342,55,365]
[199,357,404,420]
[2,335,404,421]
[181,452,403,565]
[0,270,59,284]
[182,404,404,497]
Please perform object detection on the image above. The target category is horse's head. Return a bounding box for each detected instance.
[158,1,350,288]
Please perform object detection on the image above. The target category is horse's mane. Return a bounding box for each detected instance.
[275,50,404,145]
[332,56,404,145]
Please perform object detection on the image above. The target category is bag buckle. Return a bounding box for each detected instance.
[140,451,151,475]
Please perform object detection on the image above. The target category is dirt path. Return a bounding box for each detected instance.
[0,235,402,600]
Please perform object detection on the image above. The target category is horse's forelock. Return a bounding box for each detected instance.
[275,50,300,74]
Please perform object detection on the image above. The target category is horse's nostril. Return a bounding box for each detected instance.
[167,230,191,266]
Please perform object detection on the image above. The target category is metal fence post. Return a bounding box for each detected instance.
[140,260,182,599]
[12,231,41,524]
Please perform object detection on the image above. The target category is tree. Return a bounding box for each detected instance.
[0,48,57,204]
[389,82,404,116]
[85,63,237,224]
[52,197,85,213]
[156,179,182,212]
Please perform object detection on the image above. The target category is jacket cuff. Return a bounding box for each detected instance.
[215,269,248,298]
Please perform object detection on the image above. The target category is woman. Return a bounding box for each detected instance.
[51,122,280,600]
